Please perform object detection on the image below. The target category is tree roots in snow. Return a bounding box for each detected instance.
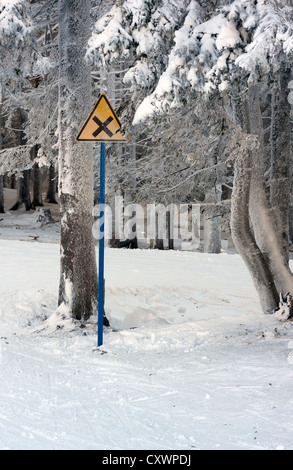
[274,293,293,321]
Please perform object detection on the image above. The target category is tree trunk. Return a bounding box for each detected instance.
[10,170,32,211]
[10,109,32,211]
[270,66,291,264]
[203,209,221,253]
[32,160,43,209]
[167,210,174,250]
[46,164,58,204]
[230,142,279,313]
[124,189,138,248]
[203,187,222,254]
[247,85,293,295]
[231,85,293,304]
[58,0,108,325]
[10,175,16,190]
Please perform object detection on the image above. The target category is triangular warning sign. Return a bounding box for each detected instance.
[76,94,128,142]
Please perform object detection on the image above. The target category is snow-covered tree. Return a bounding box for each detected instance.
[0,0,112,326]
[57,0,110,325]
[0,0,32,47]
[218,0,293,312]
[87,0,293,314]
[88,1,233,252]
[130,0,293,120]
[0,0,32,210]
[0,0,55,178]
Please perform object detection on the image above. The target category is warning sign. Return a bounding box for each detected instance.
[76,94,128,142]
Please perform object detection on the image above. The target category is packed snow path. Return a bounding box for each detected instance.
[0,240,293,450]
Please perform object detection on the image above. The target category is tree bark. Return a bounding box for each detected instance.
[10,170,32,211]
[10,109,32,211]
[230,142,279,313]
[58,0,108,325]
[203,187,222,254]
[270,66,291,264]
[231,84,293,303]
[32,160,43,209]
[46,164,58,204]
[203,210,221,253]
[247,85,293,295]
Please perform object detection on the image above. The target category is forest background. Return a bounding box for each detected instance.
[1,0,293,320]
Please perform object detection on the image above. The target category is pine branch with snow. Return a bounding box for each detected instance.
[89,0,293,125]
[0,0,33,46]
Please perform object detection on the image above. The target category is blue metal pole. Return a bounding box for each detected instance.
[98,142,106,347]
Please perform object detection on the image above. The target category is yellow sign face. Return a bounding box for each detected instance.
[76,94,128,142]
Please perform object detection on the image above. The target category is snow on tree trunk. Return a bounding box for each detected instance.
[230,139,279,314]
[246,85,293,296]
[57,0,105,323]
[203,211,222,254]
[203,187,222,254]
[270,66,291,265]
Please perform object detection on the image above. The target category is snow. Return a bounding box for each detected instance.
[216,21,242,50]
[0,0,35,52]
[1,213,293,450]
[133,94,156,125]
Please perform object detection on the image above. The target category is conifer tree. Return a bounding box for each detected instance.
[87,0,293,314]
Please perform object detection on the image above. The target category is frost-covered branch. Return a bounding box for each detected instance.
[0,145,33,175]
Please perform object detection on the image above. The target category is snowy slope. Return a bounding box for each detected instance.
[0,234,293,450]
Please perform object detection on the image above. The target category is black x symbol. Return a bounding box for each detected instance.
[92,116,114,138]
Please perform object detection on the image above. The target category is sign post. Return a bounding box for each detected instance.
[98,141,106,347]
[77,94,128,347]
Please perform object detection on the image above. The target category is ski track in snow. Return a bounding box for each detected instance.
[0,239,293,449]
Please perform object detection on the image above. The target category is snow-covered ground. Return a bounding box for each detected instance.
[1,208,293,450]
